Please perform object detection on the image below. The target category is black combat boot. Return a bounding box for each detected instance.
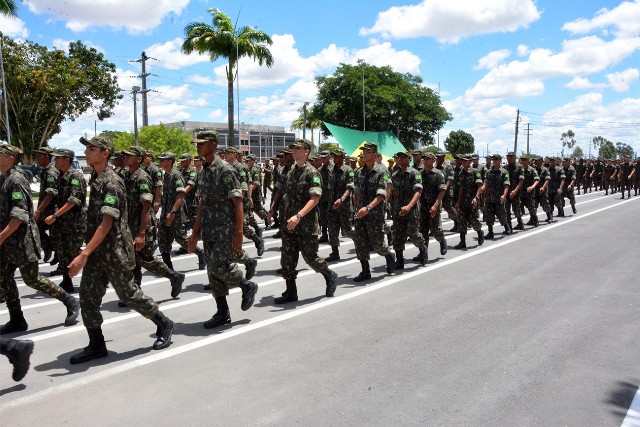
[59,274,75,293]
[0,307,28,334]
[572,205,577,214]
[385,252,396,275]
[454,236,466,249]
[395,251,405,270]
[245,257,258,280]
[161,252,174,271]
[173,247,188,256]
[514,219,524,230]
[165,269,185,298]
[503,222,512,235]
[57,292,79,326]
[325,246,340,262]
[204,297,232,329]
[318,227,329,243]
[273,230,281,239]
[486,225,495,239]
[532,214,539,227]
[255,225,263,238]
[477,229,485,246]
[417,245,428,265]
[43,247,53,263]
[387,229,393,246]
[272,217,280,229]
[321,269,338,297]
[558,206,565,217]
[353,260,371,282]
[546,212,553,223]
[239,278,258,311]
[274,279,298,304]
[195,247,206,270]
[448,220,458,233]
[70,328,108,364]
[252,235,265,256]
[0,338,34,382]
[151,312,175,350]
[440,239,448,255]
[49,254,59,266]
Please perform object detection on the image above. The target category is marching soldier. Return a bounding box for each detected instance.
[454,155,484,249]
[179,153,199,231]
[519,154,540,226]
[325,149,355,262]
[562,157,577,214]
[32,146,58,263]
[263,157,273,200]
[619,155,634,199]
[142,150,163,213]
[482,154,511,238]
[548,157,566,217]
[245,154,269,230]
[418,152,448,261]
[434,152,457,229]
[317,151,331,243]
[505,152,525,230]
[533,155,553,223]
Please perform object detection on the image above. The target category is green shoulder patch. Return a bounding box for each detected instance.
[223,175,233,185]
[139,182,150,191]
[11,191,23,201]
[348,171,355,177]
[176,179,184,187]
[383,173,390,181]
[312,176,321,185]
[71,178,80,186]
[104,194,117,205]
[190,172,197,178]
[47,176,55,183]
[414,174,422,182]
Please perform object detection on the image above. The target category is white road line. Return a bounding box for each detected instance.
[0,195,636,412]
[622,387,640,427]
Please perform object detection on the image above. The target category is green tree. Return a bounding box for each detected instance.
[444,130,475,156]
[560,129,575,157]
[591,136,609,157]
[310,60,451,149]
[572,146,584,158]
[111,124,195,159]
[599,139,616,159]
[0,37,121,161]
[616,142,634,158]
[291,113,323,144]
[182,7,273,147]
[1,0,17,16]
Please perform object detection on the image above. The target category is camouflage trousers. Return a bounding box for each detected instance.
[457,206,482,236]
[392,216,425,252]
[187,202,198,230]
[80,247,159,329]
[252,192,268,220]
[584,176,592,191]
[203,240,243,298]
[318,197,329,228]
[134,240,170,286]
[484,201,508,227]
[620,179,632,195]
[419,208,445,246]
[603,177,612,192]
[36,219,53,254]
[327,207,355,248]
[535,190,551,213]
[505,194,522,222]
[280,230,330,280]
[232,249,252,266]
[576,176,585,193]
[158,220,189,253]
[353,218,390,261]
[549,190,564,212]
[442,193,457,221]
[51,217,85,275]
[243,214,258,240]
[0,261,63,309]
[521,194,538,220]
[563,189,576,208]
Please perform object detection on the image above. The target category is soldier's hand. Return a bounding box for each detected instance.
[471,198,478,209]
[187,233,198,253]
[34,210,41,221]
[166,212,174,226]
[500,195,506,204]
[355,207,369,219]
[287,215,300,231]
[399,205,411,217]
[232,231,243,256]
[557,189,562,195]
[527,186,533,193]
[430,205,438,218]
[509,190,517,199]
[153,201,160,212]
[133,235,145,251]
[333,199,343,209]
[567,184,573,191]
[250,199,254,209]
[44,215,56,225]
[68,253,87,278]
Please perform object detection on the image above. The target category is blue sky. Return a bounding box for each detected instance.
[2,0,639,157]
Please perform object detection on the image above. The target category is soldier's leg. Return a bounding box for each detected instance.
[407,217,425,249]
[0,263,21,309]
[20,261,64,299]
[203,240,243,297]
[157,222,175,268]
[429,210,446,244]
[392,220,408,253]
[109,267,159,320]
[37,220,53,260]
[172,220,190,251]
[299,233,336,297]
[513,196,523,222]
[370,221,391,257]
[280,230,300,281]
[339,208,355,240]
[353,220,371,261]
[137,243,170,277]
[79,261,110,329]
[327,211,341,248]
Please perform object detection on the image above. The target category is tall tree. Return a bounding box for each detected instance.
[291,110,323,144]
[111,124,195,159]
[310,60,452,149]
[616,142,634,158]
[0,37,121,161]
[572,146,584,158]
[182,7,273,147]
[598,139,617,159]
[0,0,17,16]
[560,129,576,157]
[444,130,475,156]
[591,136,609,157]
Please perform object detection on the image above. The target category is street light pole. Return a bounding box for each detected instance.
[302,102,309,140]
[132,86,140,146]
[0,31,10,144]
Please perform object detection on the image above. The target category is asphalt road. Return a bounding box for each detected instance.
[1,189,639,426]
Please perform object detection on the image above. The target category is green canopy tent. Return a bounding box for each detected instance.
[323,122,407,162]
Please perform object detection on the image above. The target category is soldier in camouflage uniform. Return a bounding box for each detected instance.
[434,152,457,228]
[454,156,484,249]
[472,154,487,218]
[603,159,615,195]
[44,148,86,293]
[68,137,175,364]
[274,140,337,303]
[0,144,79,334]
[157,152,205,271]
[505,152,525,231]
[619,155,634,199]
[593,159,604,191]
[562,158,577,214]
[418,152,448,261]
[352,142,396,282]
[533,156,553,223]
[584,158,594,193]
[142,150,163,213]
[245,154,269,229]
[317,151,331,243]
[179,153,199,231]
[518,155,540,226]
[325,149,355,262]
[268,155,281,229]
[268,149,294,241]
[548,157,566,216]
[482,154,511,238]
[225,147,265,256]
[411,150,424,172]
[263,157,273,199]
[187,131,258,328]
[575,159,585,194]
[123,146,185,300]
[32,146,58,263]
[391,152,427,268]
[111,151,126,178]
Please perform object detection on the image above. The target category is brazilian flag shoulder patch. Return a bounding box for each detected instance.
[223,174,233,185]
[139,182,150,191]
[176,179,183,187]
[104,194,117,205]
[312,176,321,185]
[11,191,23,201]
[190,172,196,178]
[348,170,354,177]
[47,176,55,183]
[71,178,80,186]
[414,174,422,182]
[383,173,390,181]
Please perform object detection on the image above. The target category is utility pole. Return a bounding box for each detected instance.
[132,86,140,145]
[0,31,10,144]
[524,123,532,154]
[514,109,520,153]
[302,102,309,140]
[131,52,155,127]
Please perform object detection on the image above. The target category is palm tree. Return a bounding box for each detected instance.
[1,0,18,16]
[182,8,273,147]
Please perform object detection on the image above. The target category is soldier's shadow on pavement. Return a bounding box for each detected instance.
[172,319,250,337]
[0,383,27,397]
[253,295,324,311]
[605,379,640,419]
[36,345,152,376]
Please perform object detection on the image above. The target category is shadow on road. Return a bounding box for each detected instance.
[606,380,638,420]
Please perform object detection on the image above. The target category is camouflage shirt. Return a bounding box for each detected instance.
[283,162,322,235]
[520,166,540,197]
[620,161,634,181]
[563,165,576,184]
[484,167,510,203]
[250,164,263,192]
[434,161,454,197]
[143,163,163,204]
[124,167,154,238]
[160,167,187,224]
[230,160,251,209]
[181,165,198,206]
[457,167,482,205]
[506,162,525,190]
[38,163,59,216]
[354,163,389,222]
[86,167,135,270]
[55,167,86,220]
[420,168,446,208]
[391,166,423,219]
[535,165,551,193]
[326,163,355,211]
[548,166,566,191]
[318,164,331,204]
[197,156,243,241]
[0,168,41,264]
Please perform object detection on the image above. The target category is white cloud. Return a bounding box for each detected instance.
[25,0,189,33]
[52,38,105,54]
[360,0,541,43]
[474,49,511,70]
[562,1,640,38]
[565,77,606,90]
[606,68,639,92]
[145,38,212,70]
[0,15,29,38]
[188,75,217,86]
[517,44,529,56]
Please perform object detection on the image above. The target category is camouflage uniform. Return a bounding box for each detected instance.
[317,161,331,237]
[230,159,258,240]
[434,160,457,222]
[593,161,604,191]
[353,163,391,260]
[275,163,292,233]
[419,167,446,247]
[619,160,634,198]
[548,165,566,214]
[326,162,355,249]
[81,167,159,329]
[520,163,540,225]
[505,160,524,227]
[483,166,509,229]
[391,165,424,252]
[584,162,594,192]
[262,162,273,199]
[603,163,615,194]
[181,163,199,229]
[250,163,267,220]
[158,167,189,253]
[562,164,577,211]
[575,160,585,194]
[36,160,59,258]
[456,166,483,240]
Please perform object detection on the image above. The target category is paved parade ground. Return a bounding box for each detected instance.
[1,189,639,426]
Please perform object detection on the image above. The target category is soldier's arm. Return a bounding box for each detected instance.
[513,176,525,194]
[45,201,76,225]
[68,215,113,277]
[0,218,22,245]
[231,196,244,255]
[1,181,31,243]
